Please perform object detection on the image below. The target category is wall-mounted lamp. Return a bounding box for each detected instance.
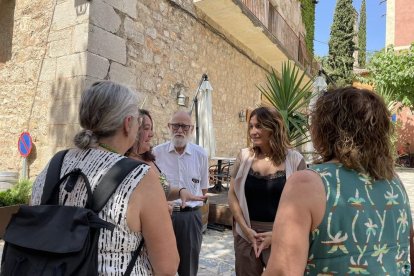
[177,92,187,106]
[238,110,246,122]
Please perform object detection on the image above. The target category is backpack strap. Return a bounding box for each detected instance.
[41,150,69,205]
[92,157,144,213]
[92,157,146,275]
[124,238,145,276]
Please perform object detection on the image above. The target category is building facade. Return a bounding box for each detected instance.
[0,0,315,177]
[386,0,414,49]
[385,0,414,159]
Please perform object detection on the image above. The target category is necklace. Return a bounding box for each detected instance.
[263,152,272,162]
[99,143,118,154]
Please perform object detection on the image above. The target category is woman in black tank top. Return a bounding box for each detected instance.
[228,107,306,275]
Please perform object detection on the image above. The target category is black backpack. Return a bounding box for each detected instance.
[1,150,145,276]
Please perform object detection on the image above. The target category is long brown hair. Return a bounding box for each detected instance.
[127,109,156,162]
[248,106,291,165]
[310,87,394,180]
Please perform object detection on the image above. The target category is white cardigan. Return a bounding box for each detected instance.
[232,148,304,240]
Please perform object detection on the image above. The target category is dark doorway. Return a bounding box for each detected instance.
[0,0,16,63]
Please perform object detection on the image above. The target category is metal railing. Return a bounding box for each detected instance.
[239,0,319,76]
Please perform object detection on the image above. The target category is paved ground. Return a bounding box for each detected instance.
[197,168,414,276]
[0,228,236,275]
[198,228,235,276]
[397,168,414,216]
[0,169,413,275]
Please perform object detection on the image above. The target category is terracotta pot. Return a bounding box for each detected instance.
[0,205,20,239]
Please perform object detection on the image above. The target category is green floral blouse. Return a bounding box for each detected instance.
[307,163,412,275]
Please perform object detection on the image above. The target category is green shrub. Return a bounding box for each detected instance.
[0,179,32,207]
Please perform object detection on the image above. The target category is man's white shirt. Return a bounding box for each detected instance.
[153,141,208,207]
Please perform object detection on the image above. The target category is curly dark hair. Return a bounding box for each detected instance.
[248,106,291,165]
[310,87,394,180]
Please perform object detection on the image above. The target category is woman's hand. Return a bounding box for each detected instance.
[243,227,259,257]
[255,231,272,258]
[180,188,208,207]
[167,201,174,215]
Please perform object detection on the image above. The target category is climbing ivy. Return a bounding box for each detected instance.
[300,0,316,55]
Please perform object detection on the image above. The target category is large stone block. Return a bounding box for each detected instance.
[90,0,121,33]
[109,62,136,88]
[39,58,57,82]
[48,29,72,42]
[89,25,126,64]
[48,38,72,58]
[101,0,123,12]
[72,23,89,53]
[49,97,80,125]
[51,76,88,100]
[52,0,89,31]
[124,0,138,19]
[56,52,87,78]
[101,0,137,19]
[86,52,110,79]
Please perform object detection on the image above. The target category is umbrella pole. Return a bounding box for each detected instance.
[195,96,199,145]
[190,73,212,147]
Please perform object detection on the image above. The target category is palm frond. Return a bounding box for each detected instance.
[375,85,398,113]
[257,62,313,147]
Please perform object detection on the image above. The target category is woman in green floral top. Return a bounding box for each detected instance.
[128,109,207,211]
[264,87,413,275]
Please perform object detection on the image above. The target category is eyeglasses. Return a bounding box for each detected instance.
[169,123,192,131]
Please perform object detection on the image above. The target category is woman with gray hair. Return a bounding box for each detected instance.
[31,81,179,275]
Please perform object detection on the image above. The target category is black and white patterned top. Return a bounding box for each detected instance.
[31,148,153,275]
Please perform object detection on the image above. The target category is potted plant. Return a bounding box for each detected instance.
[0,179,32,238]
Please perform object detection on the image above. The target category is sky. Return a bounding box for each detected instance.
[314,0,387,57]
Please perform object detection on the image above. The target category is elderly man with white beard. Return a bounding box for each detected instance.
[153,111,209,276]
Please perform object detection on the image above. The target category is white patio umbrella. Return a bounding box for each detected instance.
[190,74,216,157]
[304,70,328,163]
[309,70,328,112]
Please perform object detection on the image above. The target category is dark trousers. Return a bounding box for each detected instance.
[234,221,273,276]
[171,209,203,276]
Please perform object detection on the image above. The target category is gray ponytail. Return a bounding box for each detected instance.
[73,129,99,149]
[73,81,139,149]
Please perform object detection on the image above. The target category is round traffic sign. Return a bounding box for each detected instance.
[18,132,33,157]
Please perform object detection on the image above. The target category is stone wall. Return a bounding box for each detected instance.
[0,0,91,177]
[0,0,268,177]
[0,0,56,176]
[91,0,267,157]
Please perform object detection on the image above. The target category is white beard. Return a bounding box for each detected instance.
[172,135,189,148]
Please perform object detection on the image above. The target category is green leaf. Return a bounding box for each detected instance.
[0,179,32,206]
[258,62,313,147]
